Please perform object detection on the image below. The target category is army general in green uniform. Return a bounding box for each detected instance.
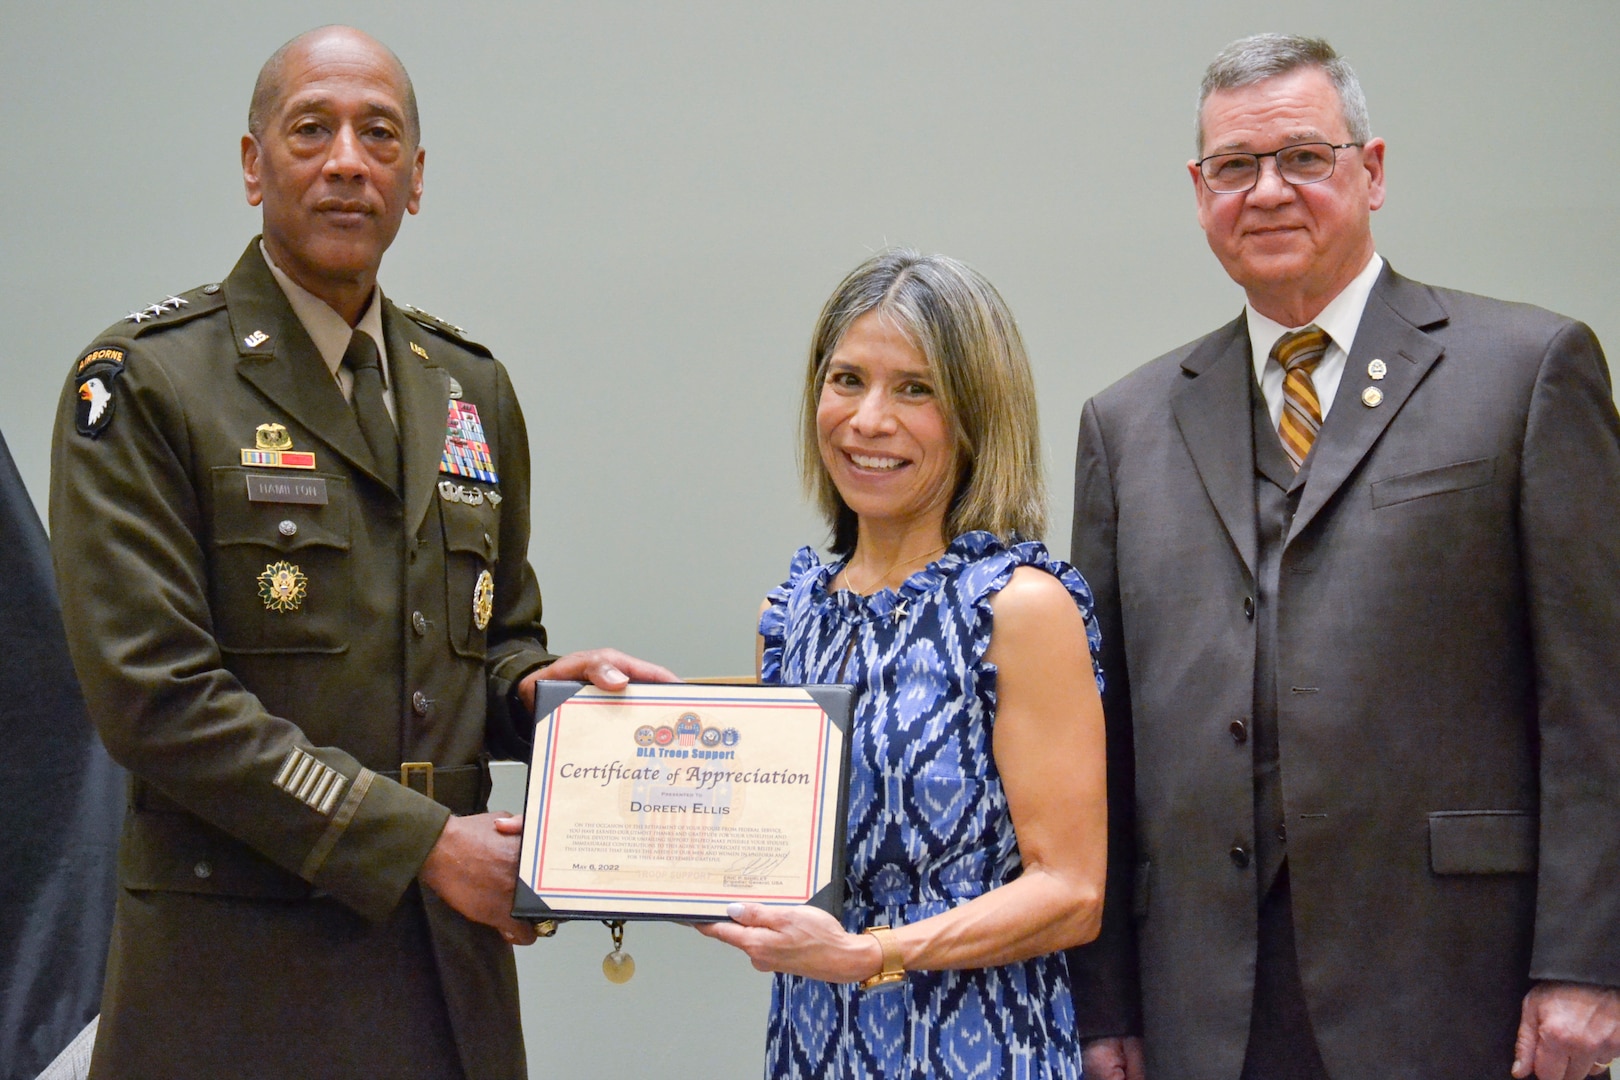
[49,26,671,1079]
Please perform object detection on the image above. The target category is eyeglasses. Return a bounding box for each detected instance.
[1196,142,1364,194]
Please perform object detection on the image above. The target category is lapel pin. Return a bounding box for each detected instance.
[1362,386,1384,408]
[243,330,270,348]
[410,342,430,360]
[1368,358,1387,381]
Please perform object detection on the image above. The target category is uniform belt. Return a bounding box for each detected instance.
[380,761,490,815]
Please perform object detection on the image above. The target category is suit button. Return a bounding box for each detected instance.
[412,611,428,636]
[1277,823,1287,843]
[193,860,213,879]
[1229,845,1250,868]
[1229,719,1248,743]
[1242,596,1255,619]
[412,691,430,716]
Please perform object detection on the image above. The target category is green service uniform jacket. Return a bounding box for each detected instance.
[49,241,553,1080]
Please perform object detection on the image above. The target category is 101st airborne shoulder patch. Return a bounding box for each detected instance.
[74,346,126,438]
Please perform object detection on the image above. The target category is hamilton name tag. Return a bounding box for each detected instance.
[245,474,329,505]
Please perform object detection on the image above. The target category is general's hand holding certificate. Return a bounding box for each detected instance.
[513,682,853,922]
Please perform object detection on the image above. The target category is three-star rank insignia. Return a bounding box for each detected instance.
[472,569,495,631]
[258,561,309,612]
[74,346,126,438]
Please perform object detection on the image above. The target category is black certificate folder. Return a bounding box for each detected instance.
[513,682,854,923]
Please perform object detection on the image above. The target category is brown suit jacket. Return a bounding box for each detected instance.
[1068,266,1620,1079]
[50,241,553,1079]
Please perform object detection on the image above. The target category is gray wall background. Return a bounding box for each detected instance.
[4,2,1617,1077]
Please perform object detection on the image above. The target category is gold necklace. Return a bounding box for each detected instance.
[840,543,948,596]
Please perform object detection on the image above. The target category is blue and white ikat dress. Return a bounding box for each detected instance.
[758,531,1105,1080]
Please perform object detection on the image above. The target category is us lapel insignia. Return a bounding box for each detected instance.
[242,423,316,469]
[74,347,127,438]
[1367,358,1387,381]
[439,400,499,484]
[472,569,495,631]
[1361,386,1385,408]
[243,330,270,348]
[410,341,430,360]
[257,561,308,612]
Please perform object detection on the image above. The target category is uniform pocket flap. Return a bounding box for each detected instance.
[1428,810,1536,874]
[1371,457,1496,508]
[212,468,351,551]
[123,806,313,899]
[440,499,496,556]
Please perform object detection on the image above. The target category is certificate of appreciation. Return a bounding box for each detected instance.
[513,682,853,922]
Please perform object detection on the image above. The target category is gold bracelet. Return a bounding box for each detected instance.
[859,925,905,990]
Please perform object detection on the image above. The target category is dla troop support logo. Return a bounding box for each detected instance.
[676,713,701,747]
[257,561,308,613]
[632,715,739,749]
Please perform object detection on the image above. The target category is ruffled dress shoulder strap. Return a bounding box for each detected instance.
[758,546,833,685]
[947,532,1106,695]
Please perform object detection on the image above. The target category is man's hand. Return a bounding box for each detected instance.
[418,811,537,945]
[517,648,678,713]
[1082,1036,1146,1080]
[1513,982,1620,1080]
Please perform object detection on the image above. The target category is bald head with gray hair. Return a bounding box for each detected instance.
[1196,34,1370,155]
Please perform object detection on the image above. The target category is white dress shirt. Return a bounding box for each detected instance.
[1247,253,1384,430]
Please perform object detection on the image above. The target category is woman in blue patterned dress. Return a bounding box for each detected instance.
[698,250,1108,1078]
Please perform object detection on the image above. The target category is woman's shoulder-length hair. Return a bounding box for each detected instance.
[800,249,1047,554]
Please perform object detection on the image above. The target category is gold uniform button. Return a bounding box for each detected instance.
[278,519,298,537]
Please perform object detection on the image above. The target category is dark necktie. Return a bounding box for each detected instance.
[1273,326,1331,472]
[341,331,400,492]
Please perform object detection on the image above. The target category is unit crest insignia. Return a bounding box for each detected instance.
[472,569,495,631]
[258,561,309,613]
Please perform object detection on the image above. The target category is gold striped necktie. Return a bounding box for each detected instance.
[1273,326,1330,471]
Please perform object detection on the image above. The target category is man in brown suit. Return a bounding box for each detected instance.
[1069,34,1620,1080]
[50,26,670,1079]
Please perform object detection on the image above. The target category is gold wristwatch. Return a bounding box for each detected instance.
[859,925,905,991]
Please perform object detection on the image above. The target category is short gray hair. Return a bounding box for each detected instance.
[1196,34,1370,155]
[800,249,1046,554]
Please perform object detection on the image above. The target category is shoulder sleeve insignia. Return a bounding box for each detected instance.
[74,349,126,438]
